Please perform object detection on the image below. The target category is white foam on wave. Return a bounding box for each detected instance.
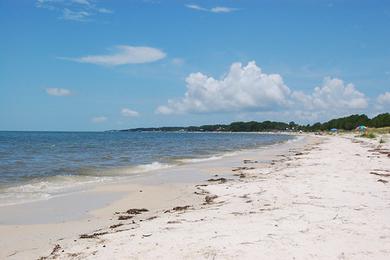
[133,162,172,172]
[177,151,241,163]
[285,135,304,143]
[0,175,114,206]
[86,161,173,176]
[259,135,302,151]
[0,162,174,207]
[178,155,224,163]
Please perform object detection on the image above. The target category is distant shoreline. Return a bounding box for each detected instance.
[114,113,390,133]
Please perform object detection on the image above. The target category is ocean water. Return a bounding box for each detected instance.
[0,131,293,206]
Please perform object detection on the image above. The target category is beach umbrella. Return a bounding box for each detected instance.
[356,125,367,132]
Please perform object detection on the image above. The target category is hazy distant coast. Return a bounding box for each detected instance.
[116,113,390,133]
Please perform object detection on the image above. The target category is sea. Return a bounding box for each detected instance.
[0,131,294,206]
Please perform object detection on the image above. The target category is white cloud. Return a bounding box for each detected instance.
[71,0,90,5]
[62,8,90,21]
[292,77,368,110]
[376,92,390,110]
[156,106,173,115]
[36,0,61,10]
[121,108,139,117]
[46,87,72,96]
[186,4,207,11]
[91,116,107,123]
[36,0,112,22]
[157,61,370,119]
[64,45,166,66]
[377,92,390,105]
[186,4,237,13]
[98,8,113,14]
[156,61,291,114]
[210,6,237,13]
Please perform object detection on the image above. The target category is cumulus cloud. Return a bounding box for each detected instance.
[186,4,237,13]
[377,92,390,105]
[292,77,368,110]
[376,91,390,110]
[121,108,139,117]
[63,45,166,66]
[91,116,107,123]
[156,61,370,119]
[156,61,291,114]
[46,87,72,96]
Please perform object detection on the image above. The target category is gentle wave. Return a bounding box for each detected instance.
[75,162,173,177]
[175,151,241,163]
[133,162,173,172]
[0,132,295,206]
[0,175,113,206]
[0,161,173,206]
[285,135,304,143]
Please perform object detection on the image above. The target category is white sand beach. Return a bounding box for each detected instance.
[3,1,390,259]
[1,134,390,259]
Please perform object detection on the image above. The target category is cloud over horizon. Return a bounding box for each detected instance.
[157,61,370,120]
[156,61,291,115]
[46,87,72,96]
[62,45,166,66]
[91,116,107,123]
[121,108,139,117]
[376,91,390,110]
[292,77,368,111]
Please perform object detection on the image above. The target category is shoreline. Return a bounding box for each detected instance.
[2,133,389,259]
[0,133,296,208]
[0,134,305,224]
[0,134,310,259]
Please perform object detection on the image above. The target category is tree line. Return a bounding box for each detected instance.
[305,113,390,131]
[121,113,390,132]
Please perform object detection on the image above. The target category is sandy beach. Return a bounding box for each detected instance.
[3,1,390,259]
[1,134,390,259]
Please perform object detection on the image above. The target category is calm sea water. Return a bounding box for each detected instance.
[0,131,293,205]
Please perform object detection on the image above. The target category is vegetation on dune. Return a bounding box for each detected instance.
[120,113,390,132]
[360,132,376,139]
[368,126,390,134]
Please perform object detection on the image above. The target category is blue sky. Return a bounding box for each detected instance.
[1,0,390,131]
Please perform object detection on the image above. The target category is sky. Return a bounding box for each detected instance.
[1,0,390,131]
